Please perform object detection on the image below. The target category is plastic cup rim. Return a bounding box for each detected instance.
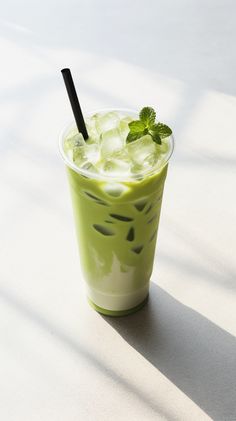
[58,107,175,182]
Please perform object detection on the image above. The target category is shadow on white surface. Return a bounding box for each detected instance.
[159,217,236,292]
[0,284,175,420]
[104,283,236,421]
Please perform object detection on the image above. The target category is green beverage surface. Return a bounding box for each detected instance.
[61,110,173,309]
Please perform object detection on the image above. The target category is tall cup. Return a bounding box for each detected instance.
[59,109,174,316]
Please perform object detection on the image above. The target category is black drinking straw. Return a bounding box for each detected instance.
[61,68,88,140]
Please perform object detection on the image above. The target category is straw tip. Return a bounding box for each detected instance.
[61,68,70,74]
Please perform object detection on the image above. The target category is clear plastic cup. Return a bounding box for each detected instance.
[59,109,174,316]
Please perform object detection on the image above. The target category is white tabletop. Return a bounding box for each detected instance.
[1,1,236,420]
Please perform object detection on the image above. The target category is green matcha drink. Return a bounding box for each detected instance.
[59,107,174,316]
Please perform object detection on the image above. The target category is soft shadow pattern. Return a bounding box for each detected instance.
[103,283,236,421]
[0,285,173,420]
[160,217,236,292]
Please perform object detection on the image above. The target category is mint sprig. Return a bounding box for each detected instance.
[139,107,156,126]
[126,106,172,145]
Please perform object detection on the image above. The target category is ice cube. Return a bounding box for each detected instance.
[119,116,132,141]
[100,128,124,157]
[95,112,119,134]
[130,149,165,177]
[155,139,169,154]
[73,146,88,166]
[84,143,100,163]
[130,163,144,179]
[126,134,156,166]
[73,144,99,166]
[103,183,129,197]
[100,155,131,177]
[80,161,99,176]
[85,116,100,143]
[64,132,85,153]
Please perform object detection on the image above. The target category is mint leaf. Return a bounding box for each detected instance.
[139,107,156,126]
[150,132,162,145]
[155,123,172,139]
[128,120,146,133]
[126,132,143,143]
[126,106,172,146]
[149,123,159,131]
